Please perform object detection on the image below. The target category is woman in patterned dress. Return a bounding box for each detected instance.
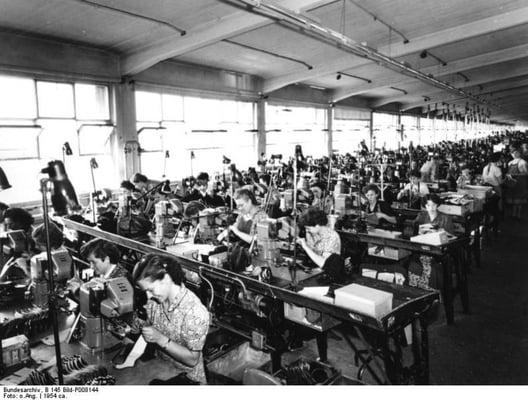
[133,254,210,384]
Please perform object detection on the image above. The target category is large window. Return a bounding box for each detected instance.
[332,107,370,154]
[0,75,115,205]
[135,91,256,180]
[373,113,400,150]
[265,104,326,159]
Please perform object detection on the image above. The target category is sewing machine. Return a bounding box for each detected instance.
[77,277,134,349]
[252,219,282,270]
[27,249,73,308]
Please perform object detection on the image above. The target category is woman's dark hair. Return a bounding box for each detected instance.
[363,184,380,196]
[80,238,120,264]
[196,172,209,182]
[489,152,501,163]
[299,207,328,227]
[409,170,421,179]
[0,202,9,223]
[235,187,258,205]
[133,254,185,286]
[120,180,136,191]
[422,193,442,207]
[310,181,325,192]
[131,173,148,184]
[32,222,63,249]
[4,208,34,231]
[184,200,206,218]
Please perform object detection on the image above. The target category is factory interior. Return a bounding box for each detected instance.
[1,0,528,388]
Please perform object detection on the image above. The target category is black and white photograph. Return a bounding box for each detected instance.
[0,0,527,393]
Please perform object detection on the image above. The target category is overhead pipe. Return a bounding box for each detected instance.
[225,0,504,113]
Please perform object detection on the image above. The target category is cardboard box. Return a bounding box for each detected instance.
[368,245,411,260]
[410,230,448,246]
[284,302,340,332]
[458,185,492,200]
[334,283,393,319]
[367,228,402,239]
[438,202,472,216]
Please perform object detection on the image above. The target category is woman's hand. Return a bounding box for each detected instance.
[142,326,166,345]
[216,226,230,241]
[296,237,307,249]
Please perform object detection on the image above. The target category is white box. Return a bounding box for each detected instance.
[438,202,472,216]
[367,228,402,239]
[368,245,411,260]
[410,230,448,246]
[458,185,492,200]
[334,283,393,319]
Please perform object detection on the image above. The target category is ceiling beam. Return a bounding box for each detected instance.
[400,64,528,111]
[365,43,528,107]
[121,0,335,76]
[262,5,528,94]
[341,43,528,105]
[442,85,528,107]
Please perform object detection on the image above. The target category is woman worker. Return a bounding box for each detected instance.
[133,254,210,384]
[217,188,267,244]
[504,148,528,219]
[296,208,344,282]
[409,194,455,290]
[362,184,397,226]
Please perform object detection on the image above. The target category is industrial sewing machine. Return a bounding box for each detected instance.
[252,219,282,271]
[27,249,73,308]
[74,277,134,350]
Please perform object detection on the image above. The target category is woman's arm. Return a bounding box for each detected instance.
[230,225,253,244]
[376,212,397,224]
[297,238,327,268]
[142,326,201,367]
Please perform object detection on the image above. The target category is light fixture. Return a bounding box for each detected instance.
[0,167,11,191]
[41,160,80,216]
[89,158,99,222]
[336,73,342,80]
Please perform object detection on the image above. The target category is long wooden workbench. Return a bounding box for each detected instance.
[52,218,439,384]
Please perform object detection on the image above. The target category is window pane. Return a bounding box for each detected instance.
[38,119,78,160]
[161,93,184,121]
[37,81,75,118]
[75,83,110,120]
[137,123,163,152]
[0,75,37,119]
[0,126,40,159]
[78,125,113,155]
[136,91,162,122]
[332,119,370,154]
[0,159,42,204]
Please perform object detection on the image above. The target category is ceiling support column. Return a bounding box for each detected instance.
[113,79,140,180]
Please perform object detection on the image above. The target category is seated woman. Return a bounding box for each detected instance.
[297,208,344,281]
[409,194,455,290]
[456,165,473,189]
[362,184,397,226]
[217,188,267,245]
[133,254,209,384]
[309,182,332,213]
[413,194,455,235]
[397,171,429,209]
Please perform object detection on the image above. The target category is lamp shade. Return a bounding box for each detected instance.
[0,167,11,191]
[41,160,80,216]
[160,180,172,194]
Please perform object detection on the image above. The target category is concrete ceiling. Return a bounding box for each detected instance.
[0,0,527,123]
